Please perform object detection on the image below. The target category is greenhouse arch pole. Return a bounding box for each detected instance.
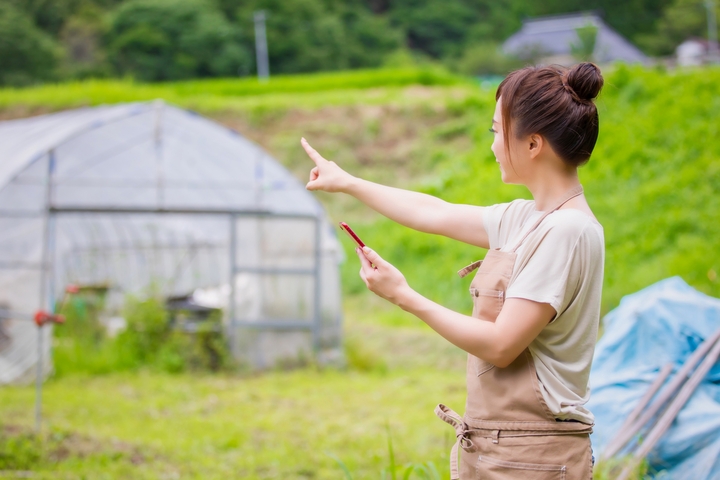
[312,216,321,353]
[228,213,238,358]
[36,149,57,433]
[154,101,165,207]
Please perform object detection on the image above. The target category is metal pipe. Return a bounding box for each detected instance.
[312,217,322,353]
[0,261,46,269]
[254,11,270,81]
[48,206,315,220]
[0,309,34,321]
[232,320,313,329]
[234,266,316,275]
[35,149,56,433]
[707,0,719,63]
[602,327,720,459]
[617,333,720,480]
[154,100,165,208]
[606,363,673,451]
[228,214,238,359]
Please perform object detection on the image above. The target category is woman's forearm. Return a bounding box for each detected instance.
[394,286,553,368]
[396,287,508,366]
[344,177,450,235]
[302,137,488,246]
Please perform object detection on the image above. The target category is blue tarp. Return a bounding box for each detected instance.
[588,277,720,479]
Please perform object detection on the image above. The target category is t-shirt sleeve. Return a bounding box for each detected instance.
[505,220,591,315]
[483,200,534,250]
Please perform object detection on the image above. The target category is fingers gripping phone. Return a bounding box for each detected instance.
[340,222,377,269]
[339,222,365,248]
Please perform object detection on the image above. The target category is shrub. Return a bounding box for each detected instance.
[54,291,232,375]
[0,3,60,86]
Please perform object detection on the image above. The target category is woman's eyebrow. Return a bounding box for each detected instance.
[492,119,499,124]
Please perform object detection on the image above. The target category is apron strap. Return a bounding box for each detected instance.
[435,404,476,480]
[457,260,482,278]
[509,185,584,253]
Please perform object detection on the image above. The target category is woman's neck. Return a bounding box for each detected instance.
[525,170,581,211]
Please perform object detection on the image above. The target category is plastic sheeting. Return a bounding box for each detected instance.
[588,277,720,479]
[0,102,344,382]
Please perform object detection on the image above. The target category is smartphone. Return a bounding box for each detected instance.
[339,222,366,248]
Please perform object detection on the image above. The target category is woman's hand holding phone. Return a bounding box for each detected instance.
[301,138,355,193]
[355,245,411,307]
[339,222,410,306]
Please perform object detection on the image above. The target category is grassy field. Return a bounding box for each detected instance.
[1,307,644,479]
[0,67,469,118]
[0,306,469,480]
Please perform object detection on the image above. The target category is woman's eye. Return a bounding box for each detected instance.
[488,128,497,134]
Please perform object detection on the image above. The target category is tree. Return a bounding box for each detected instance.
[389,0,479,58]
[59,4,110,79]
[636,0,720,55]
[235,0,401,74]
[0,2,60,85]
[106,0,252,81]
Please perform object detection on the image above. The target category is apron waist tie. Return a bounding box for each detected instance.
[434,404,476,480]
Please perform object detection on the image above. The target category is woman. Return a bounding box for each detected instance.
[301,62,604,479]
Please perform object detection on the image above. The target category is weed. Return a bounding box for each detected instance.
[0,427,41,469]
[343,336,388,373]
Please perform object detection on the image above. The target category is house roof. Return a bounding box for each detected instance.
[503,12,649,64]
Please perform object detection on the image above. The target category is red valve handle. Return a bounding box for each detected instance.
[34,311,66,327]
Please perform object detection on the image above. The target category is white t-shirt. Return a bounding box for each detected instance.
[483,199,605,424]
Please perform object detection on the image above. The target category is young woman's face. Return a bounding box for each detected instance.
[490,98,532,185]
[490,99,515,184]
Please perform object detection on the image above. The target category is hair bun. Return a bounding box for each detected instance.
[566,62,603,101]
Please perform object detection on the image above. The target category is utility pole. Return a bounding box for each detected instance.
[707,0,719,63]
[254,10,270,81]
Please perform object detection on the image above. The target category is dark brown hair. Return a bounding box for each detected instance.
[496,62,604,167]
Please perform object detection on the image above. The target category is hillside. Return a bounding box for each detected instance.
[1,66,719,316]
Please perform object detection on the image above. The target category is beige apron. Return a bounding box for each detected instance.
[436,186,594,480]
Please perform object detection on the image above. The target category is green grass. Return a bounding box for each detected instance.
[0,67,468,113]
[0,370,461,479]
[0,312,642,479]
[1,319,466,479]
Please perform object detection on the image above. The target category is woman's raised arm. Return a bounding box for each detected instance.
[302,138,489,249]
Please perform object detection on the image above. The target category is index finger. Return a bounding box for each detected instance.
[301,137,326,166]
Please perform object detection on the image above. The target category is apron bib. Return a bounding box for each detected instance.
[436,186,594,480]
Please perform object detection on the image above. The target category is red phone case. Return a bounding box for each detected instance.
[339,222,366,248]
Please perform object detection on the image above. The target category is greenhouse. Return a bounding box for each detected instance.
[0,101,344,384]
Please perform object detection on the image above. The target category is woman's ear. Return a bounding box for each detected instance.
[528,133,544,160]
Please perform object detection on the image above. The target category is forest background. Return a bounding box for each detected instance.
[2,0,720,86]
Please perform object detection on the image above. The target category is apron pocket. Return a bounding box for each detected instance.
[471,288,504,323]
[476,455,566,480]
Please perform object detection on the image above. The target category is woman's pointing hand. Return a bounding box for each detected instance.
[301,137,354,193]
